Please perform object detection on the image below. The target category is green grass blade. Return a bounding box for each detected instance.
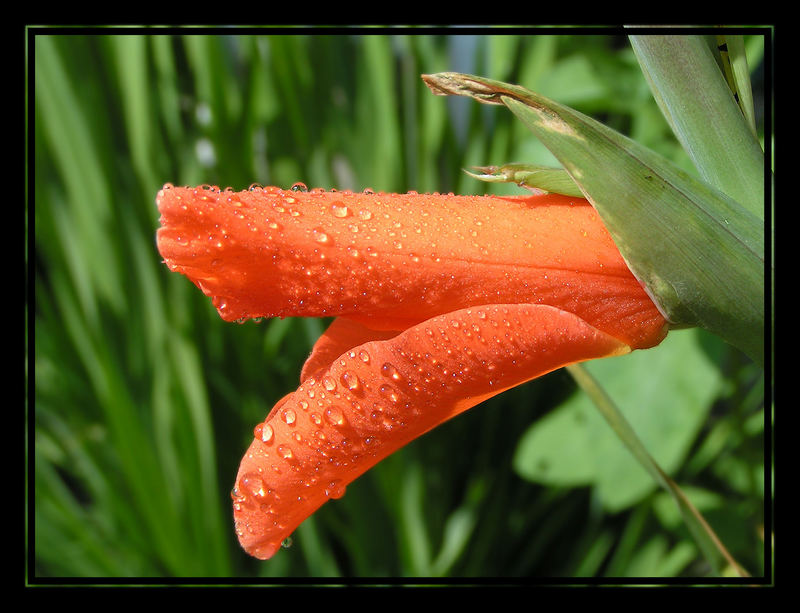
[628,34,764,220]
[714,34,759,140]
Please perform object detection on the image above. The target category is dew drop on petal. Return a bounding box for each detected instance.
[277,445,293,460]
[240,472,267,498]
[254,422,274,443]
[331,201,350,218]
[324,406,345,426]
[290,182,308,192]
[324,480,347,499]
[282,408,296,425]
[381,362,403,382]
[341,370,361,392]
[379,384,400,404]
[313,228,332,245]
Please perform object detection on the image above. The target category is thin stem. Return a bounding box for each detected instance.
[566,363,749,578]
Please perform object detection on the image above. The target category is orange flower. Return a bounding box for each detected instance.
[156,184,667,560]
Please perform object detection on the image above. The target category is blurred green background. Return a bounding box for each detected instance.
[31,28,767,580]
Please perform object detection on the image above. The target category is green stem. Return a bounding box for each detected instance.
[566,363,749,578]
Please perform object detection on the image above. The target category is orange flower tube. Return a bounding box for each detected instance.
[156,184,668,560]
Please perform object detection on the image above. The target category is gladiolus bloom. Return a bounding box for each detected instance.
[156,184,668,560]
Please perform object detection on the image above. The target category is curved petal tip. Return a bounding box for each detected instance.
[232,303,631,559]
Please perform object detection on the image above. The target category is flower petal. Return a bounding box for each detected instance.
[156,186,667,349]
[300,317,402,383]
[232,303,630,560]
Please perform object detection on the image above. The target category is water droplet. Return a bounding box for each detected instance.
[282,408,296,425]
[379,384,400,404]
[324,406,345,426]
[381,362,403,382]
[248,183,263,191]
[290,182,308,192]
[322,376,337,391]
[358,209,373,220]
[358,349,370,364]
[254,422,274,443]
[277,445,293,460]
[230,485,243,502]
[240,472,267,498]
[313,228,332,245]
[331,201,351,218]
[281,536,293,549]
[341,370,361,392]
[324,480,347,499]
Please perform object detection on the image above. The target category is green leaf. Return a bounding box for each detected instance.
[514,329,750,576]
[628,34,764,219]
[714,35,759,140]
[421,71,764,365]
[513,329,721,511]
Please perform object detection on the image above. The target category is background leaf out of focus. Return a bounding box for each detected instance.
[31,28,768,580]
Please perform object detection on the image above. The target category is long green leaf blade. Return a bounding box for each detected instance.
[628,35,764,220]
[715,34,759,139]
[421,72,764,364]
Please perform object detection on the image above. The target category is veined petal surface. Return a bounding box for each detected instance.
[156,186,667,349]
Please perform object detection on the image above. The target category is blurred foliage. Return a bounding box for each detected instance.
[31,28,767,580]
